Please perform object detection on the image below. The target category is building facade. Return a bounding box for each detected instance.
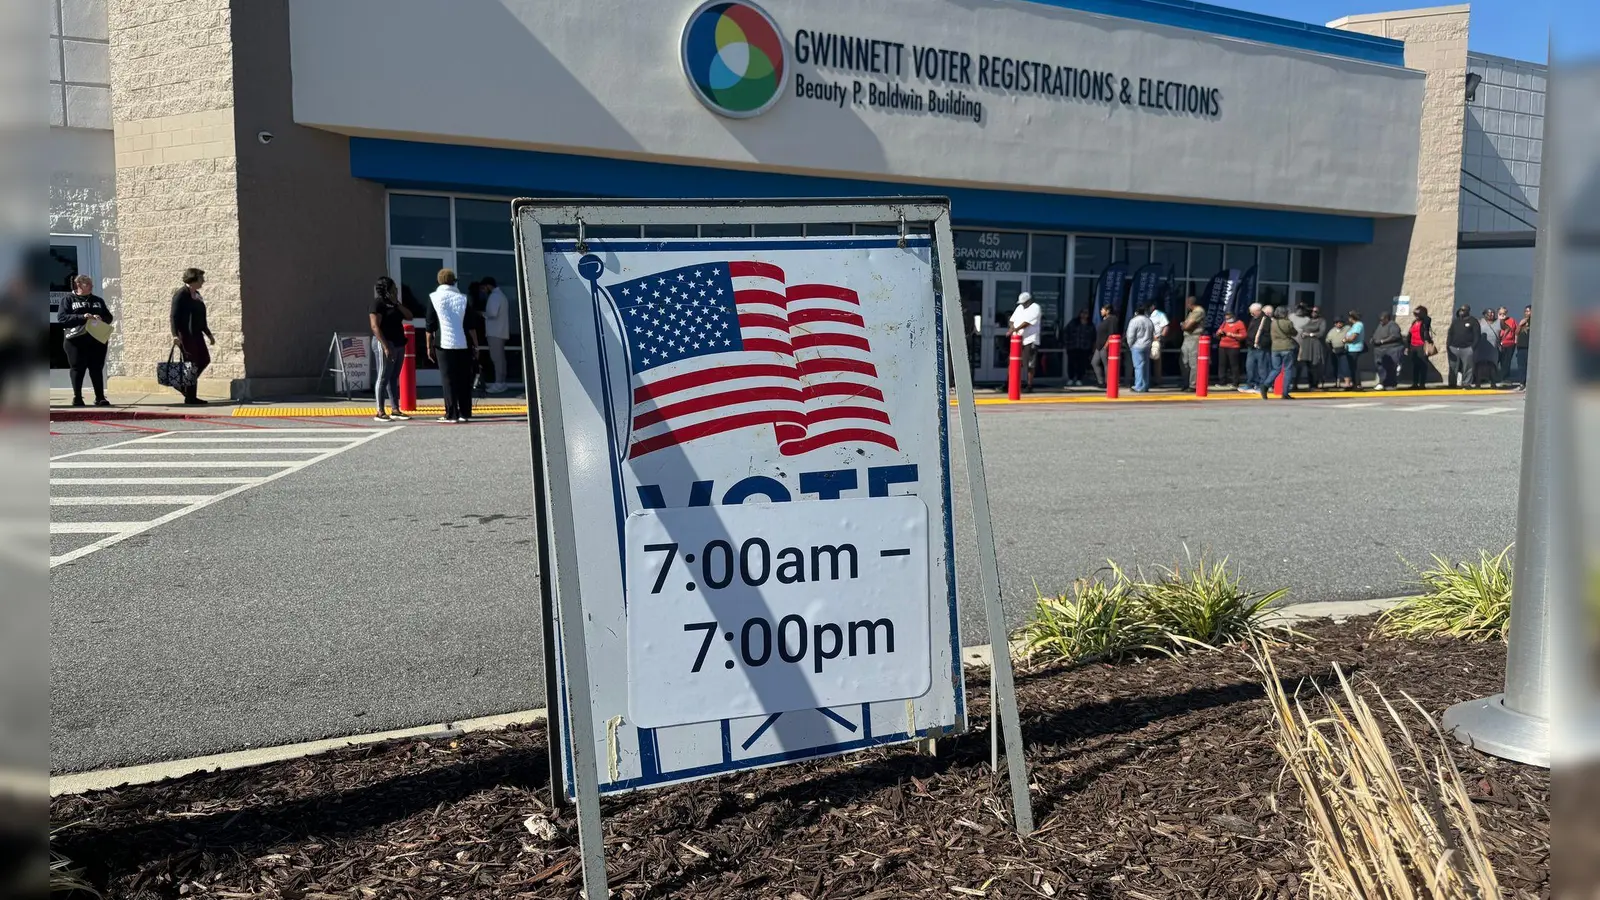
[46,0,1548,394]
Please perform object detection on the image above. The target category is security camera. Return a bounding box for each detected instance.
[257,131,274,145]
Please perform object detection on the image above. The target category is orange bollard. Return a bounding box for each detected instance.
[1196,336,1211,398]
[1007,333,1023,401]
[400,322,418,412]
[1273,366,1286,398]
[1106,335,1121,400]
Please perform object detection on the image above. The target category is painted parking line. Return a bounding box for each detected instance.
[1395,403,1450,412]
[1464,406,1517,416]
[1330,401,1381,408]
[50,426,397,568]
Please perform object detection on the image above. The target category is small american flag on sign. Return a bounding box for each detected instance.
[605,261,898,460]
[340,337,367,360]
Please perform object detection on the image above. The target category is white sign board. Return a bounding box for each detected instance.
[1394,295,1412,317]
[333,334,371,392]
[625,496,931,728]
[525,227,963,795]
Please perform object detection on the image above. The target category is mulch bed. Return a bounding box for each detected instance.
[52,617,1549,899]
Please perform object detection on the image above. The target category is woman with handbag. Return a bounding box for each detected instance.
[59,274,113,407]
[169,267,215,405]
[1406,306,1434,389]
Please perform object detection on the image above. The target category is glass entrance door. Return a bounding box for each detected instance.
[389,248,454,387]
[957,274,1025,383]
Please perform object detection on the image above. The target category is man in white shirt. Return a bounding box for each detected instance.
[1008,291,1042,393]
[426,268,478,423]
[480,277,512,394]
[1147,304,1170,389]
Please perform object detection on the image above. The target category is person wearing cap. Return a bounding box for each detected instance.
[1008,291,1042,393]
[426,267,478,422]
[1446,304,1480,389]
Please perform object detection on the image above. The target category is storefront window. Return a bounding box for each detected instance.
[1225,244,1257,273]
[1188,242,1223,278]
[1151,241,1186,278]
[1073,236,1111,277]
[953,230,1028,273]
[457,251,521,334]
[1294,248,1322,283]
[1031,235,1066,274]
[1259,283,1288,311]
[1260,246,1291,282]
[455,198,513,251]
[390,194,451,247]
[1115,238,1150,269]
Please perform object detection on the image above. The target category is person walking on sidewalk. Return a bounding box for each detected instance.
[1064,308,1095,386]
[59,274,113,407]
[1092,304,1120,388]
[1180,295,1206,391]
[1263,306,1299,400]
[1370,312,1404,391]
[426,268,478,423]
[1407,306,1434,389]
[169,267,215,406]
[1125,303,1156,393]
[1242,303,1270,393]
[1343,310,1366,391]
[1008,291,1041,393]
[481,277,512,394]
[1447,305,1480,389]
[1215,310,1247,387]
[369,276,411,422]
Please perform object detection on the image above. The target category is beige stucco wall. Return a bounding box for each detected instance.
[1330,5,1467,380]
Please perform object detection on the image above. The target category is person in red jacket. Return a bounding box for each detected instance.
[1496,306,1518,385]
[1214,311,1247,386]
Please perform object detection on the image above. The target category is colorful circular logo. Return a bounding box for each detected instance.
[681,1,786,118]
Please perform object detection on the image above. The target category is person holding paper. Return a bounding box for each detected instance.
[58,274,113,407]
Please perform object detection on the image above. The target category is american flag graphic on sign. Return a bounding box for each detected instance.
[340,337,367,361]
[604,261,898,460]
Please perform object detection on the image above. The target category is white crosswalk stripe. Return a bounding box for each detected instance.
[50,426,396,567]
[1464,406,1517,416]
[1330,401,1381,409]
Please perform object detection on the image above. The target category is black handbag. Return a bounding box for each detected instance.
[156,345,197,392]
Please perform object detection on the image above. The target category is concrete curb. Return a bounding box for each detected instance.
[49,596,1413,798]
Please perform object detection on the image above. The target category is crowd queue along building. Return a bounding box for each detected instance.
[46,0,1547,395]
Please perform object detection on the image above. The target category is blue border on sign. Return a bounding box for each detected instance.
[554,234,962,795]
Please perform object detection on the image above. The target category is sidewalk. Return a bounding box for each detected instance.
[50,384,1518,420]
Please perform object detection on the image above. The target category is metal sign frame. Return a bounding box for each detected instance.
[512,198,1032,899]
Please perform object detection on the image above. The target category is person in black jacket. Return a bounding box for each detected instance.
[1446,304,1480,389]
[1063,308,1096,387]
[59,274,113,407]
[1090,305,1120,387]
[1407,306,1434,388]
[170,267,215,405]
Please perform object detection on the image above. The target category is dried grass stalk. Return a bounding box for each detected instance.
[1255,644,1500,900]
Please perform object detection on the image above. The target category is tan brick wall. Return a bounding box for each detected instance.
[108,0,244,396]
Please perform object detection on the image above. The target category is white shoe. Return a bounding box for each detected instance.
[390,411,411,420]
[374,413,391,422]
[1373,385,1385,391]
[438,416,457,423]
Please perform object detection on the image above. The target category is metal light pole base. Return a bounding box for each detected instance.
[1441,694,1549,768]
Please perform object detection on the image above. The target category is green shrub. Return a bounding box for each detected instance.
[1132,554,1290,652]
[1379,548,1513,642]
[1018,565,1165,664]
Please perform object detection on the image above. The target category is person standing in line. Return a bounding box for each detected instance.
[1125,303,1156,393]
[1407,305,1434,389]
[1327,318,1349,389]
[426,268,478,423]
[1064,308,1095,387]
[1091,304,1120,388]
[1242,302,1269,393]
[1179,295,1206,391]
[1446,305,1480,389]
[1215,310,1247,387]
[1514,306,1531,389]
[1369,312,1404,391]
[1147,303,1170,388]
[369,276,412,422]
[169,267,214,406]
[1263,305,1299,400]
[1496,305,1518,386]
[1295,306,1329,392]
[59,274,113,407]
[481,277,512,394]
[1476,307,1502,387]
[1008,291,1042,393]
[1343,310,1366,391]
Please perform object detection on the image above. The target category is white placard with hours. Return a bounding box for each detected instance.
[625,497,931,729]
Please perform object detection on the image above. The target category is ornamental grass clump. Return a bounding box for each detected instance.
[1018,565,1166,665]
[1255,644,1500,900]
[1379,547,1513,642]
[1132,553,1290,652]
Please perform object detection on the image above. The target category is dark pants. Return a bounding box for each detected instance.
[1066,348,1091,383]
[1408,345,1430,388]
[1218,347,1242,385]
[180,334,211,399]
[64,335,107,401]
[1245,348,1268,388]
[375,341,404,412]
[1499,346,1517,383]
[1448,346,1475,387]
[1296,359,1322,391]
[1513,347,1528,384]
[437,348,474,421]
[1344,348,1364,387]
[1378,347,1403,388]
[1091,347,1109,386]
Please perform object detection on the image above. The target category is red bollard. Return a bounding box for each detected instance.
[1196,336,1211,398]
[1106,335,1121,400]
[1007,333,1023,401]
[1273,366,1286,398]
[400,322,418,413]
